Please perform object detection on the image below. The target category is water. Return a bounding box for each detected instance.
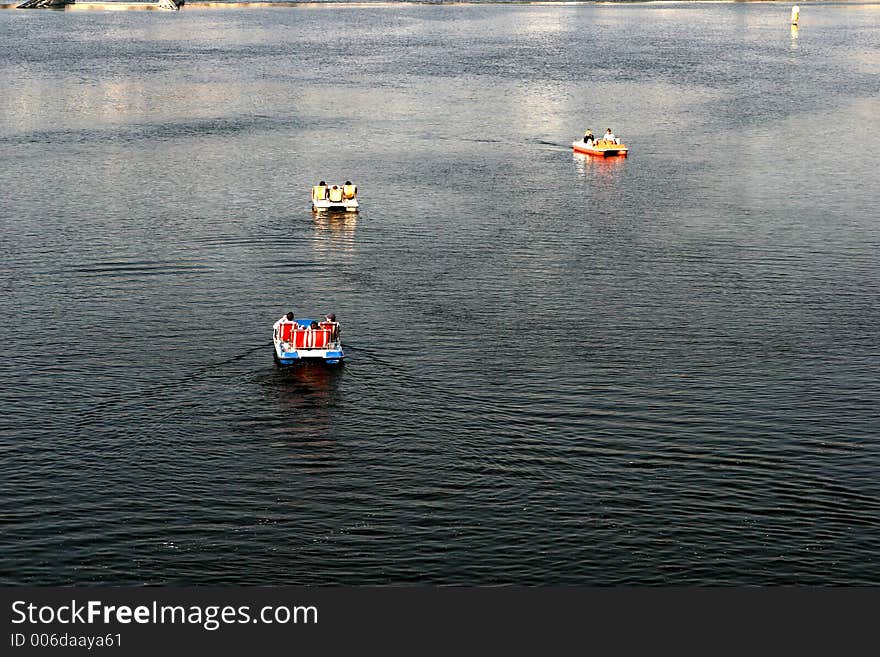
[1,3,878,585]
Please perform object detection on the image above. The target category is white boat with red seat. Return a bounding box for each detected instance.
[273,314,343,365]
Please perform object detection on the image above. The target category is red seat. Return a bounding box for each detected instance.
[311,329,329,348]
[297,329,330,349]
[279,322,295,342]
[282,326,332,349]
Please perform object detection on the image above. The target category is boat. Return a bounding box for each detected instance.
[273,315,344,365]
[311,181,359,213]
[571,139,629,157]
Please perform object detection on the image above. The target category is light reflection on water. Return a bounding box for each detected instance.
[312,213,358,242]
[572,151,627,184]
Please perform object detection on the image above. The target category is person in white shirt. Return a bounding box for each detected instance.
[604,128,618,144]
[273,312,295,330]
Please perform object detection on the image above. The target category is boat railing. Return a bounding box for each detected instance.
[276,323,336,349]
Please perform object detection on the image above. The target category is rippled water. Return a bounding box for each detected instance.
[1,3,879,585]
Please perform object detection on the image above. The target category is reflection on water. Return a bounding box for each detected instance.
[272,362,343,441]
[312,212,358,239]
[311,211,358,258]
[572,151,627,190]
[791,23,799,48]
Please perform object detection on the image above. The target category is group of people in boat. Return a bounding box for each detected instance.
[273,312,340,342]
[312,181,357,203]
[582,128,621,147]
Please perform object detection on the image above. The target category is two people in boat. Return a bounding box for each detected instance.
[312,181,357,203]
[583,128,621,147]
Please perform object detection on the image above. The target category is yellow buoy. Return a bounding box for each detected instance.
[791,5,800,26]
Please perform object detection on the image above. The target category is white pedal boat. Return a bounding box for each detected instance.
[273,316,344,365]
[311,182,359,213]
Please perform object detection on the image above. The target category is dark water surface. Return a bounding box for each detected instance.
[1,4,879,584]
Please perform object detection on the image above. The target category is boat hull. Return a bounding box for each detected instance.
[273,345,344,366]
[572,140,628,157]
[312,199,358,212]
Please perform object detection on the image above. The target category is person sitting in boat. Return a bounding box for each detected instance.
[304,320,322,348]
[328,185,344,203]
[604,128,619,145]
[583,129,594,146]
[342,181,357,200]
[313,181,328,201]
[273,312,295,331]
[322,313,339,341]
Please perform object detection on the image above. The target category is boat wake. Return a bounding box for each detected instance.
[536,139,571,150]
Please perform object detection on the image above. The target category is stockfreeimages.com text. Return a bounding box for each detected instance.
[11,600,317,632]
